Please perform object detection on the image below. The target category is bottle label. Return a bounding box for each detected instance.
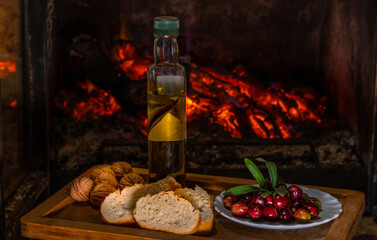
[148,110,186,141]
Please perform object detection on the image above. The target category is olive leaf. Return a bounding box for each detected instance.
[255,157,277,189]
[260,190,273,198]
[224,185,261,196]
[244,158,266,189]
[275,185,288,197]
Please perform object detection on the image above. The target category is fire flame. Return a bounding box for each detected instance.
[115,43,325,139]
[186,64,325,138]
[0,60,16,78]
[116,41,150,80]
[71,79,121,121]
[62,41,326,139]
[9,99,17,108]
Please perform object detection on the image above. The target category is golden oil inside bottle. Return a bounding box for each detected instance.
[147,88,186,184]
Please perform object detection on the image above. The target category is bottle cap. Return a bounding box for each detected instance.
[153,16,179,35]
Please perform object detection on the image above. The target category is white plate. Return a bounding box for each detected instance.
[214,186,343,230]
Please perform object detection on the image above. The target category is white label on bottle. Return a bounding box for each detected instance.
[156,75,184,95]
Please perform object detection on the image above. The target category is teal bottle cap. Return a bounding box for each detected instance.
[153,16,179,35]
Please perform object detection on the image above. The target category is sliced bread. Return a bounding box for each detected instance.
[133,191,201,234]
[175,185,214,235]
[101,176,181,225]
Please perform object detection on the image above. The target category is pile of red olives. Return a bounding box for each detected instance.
[223,185,322,223]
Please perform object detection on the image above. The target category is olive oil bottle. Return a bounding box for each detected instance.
[147,16,186,184]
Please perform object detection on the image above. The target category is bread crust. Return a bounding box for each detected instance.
[134,210,201,235]
[100,187,137,225]
[195,218,214,235]
[175,186,215,235]
[101,216,136,225]
[195,198,214,235]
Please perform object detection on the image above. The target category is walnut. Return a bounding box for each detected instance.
[90,165,115,180]
[90,183,116,207]
[111,161,133,179]
[70,177,93,202]
[119,173,145,189]
[94,172,118,188]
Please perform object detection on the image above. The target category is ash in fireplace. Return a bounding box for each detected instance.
[52,107,361,171]
[314,129,360,168]
[186,144,314,170]
[51,111,146,170]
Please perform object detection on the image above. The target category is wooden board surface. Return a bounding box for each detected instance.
[21,167,365,240]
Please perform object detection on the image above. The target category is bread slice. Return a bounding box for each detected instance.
[175,185,214,235]
[101,176,181,225]
[133,191,201,234]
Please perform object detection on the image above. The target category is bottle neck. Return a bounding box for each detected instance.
[153,35,179,64]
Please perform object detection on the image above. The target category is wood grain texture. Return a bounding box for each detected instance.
[21,167,365,240]
[42,196,74,217]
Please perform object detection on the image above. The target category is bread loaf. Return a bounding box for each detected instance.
[100,176,181,225]
[133,192,201,234]
[175,186,214,235]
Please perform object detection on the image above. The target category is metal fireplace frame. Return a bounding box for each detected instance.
[0,0,50,239]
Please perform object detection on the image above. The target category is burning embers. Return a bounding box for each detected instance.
[60,39,326,139]
[188,65,326,138]
[0,59,16,77]
[65,80,121,121]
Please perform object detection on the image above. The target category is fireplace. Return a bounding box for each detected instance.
[1,0,377,238]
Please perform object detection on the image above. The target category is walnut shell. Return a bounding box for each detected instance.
[119,173,145,189]
[90,165,115,180]
[111,161,133,179]
[94,172,118,188]
[90,183,116,207]
[70,177,94,202]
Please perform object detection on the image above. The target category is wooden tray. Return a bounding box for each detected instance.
[21,167,365,240]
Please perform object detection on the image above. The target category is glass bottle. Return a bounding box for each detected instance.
[147,16,186,184]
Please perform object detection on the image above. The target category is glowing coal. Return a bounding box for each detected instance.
[71,79,121,121]
[61,41,326,139]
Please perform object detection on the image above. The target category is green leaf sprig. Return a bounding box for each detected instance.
[244,158,266,189]
[255,158,277,189]
[224,185,261,196]
[224,158,288,197]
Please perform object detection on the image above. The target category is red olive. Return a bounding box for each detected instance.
[303,204,319,218]
[273,194,290,210]
[292,198,305,209]
[251,195,266,208]
[248,204,263,221]
[278,208,294,222]
[265,195,273,205]
[288,185,303,200]
[239,193,253,204]
[294,208,311,223]
[231,202,248,217]
[223,195,237,209]
[263,206,278,220]
[306,197,322,210]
